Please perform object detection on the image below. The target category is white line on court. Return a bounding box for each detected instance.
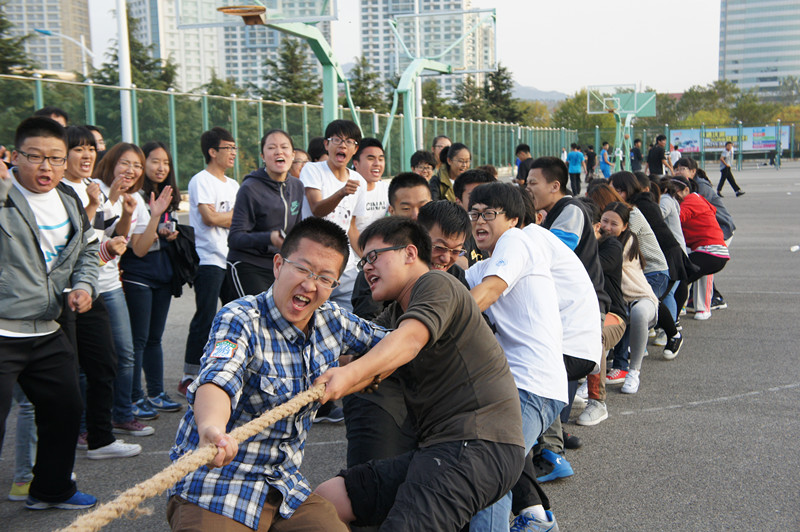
[618,382,800,416]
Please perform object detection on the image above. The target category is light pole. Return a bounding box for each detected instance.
[34,29,95,78]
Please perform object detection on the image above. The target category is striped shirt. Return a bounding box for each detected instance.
[628,208,668,274]
[169,289,388,529]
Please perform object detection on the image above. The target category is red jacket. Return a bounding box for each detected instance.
[679,193,725,249]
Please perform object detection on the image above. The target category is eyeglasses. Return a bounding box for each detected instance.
[327,137,358,148]
[118,159,144,171]
[432,244,466,257]
[414,165,433,174]
[214,145,238,151]
[357,245,406,271]
[468,210,505,222]
[17,150,67,166]
[282,258,340,288]
[451,158,471,166]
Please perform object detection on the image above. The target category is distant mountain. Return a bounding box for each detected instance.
[513,83,568,102]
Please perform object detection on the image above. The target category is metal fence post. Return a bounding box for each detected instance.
[231,94,240,180]
[775,119,781,169]
[257,100,264,142]
[594,125,600,156]
[791,124,795,160]
[302,102,309,149]
[130,84,139,146]
[737,121,743,171]
[85,80,95,125]
[168,88,179,187]
[281,99,288,131]
[33,73,44,109]
[700,123,706,170]
[201,92,209,132]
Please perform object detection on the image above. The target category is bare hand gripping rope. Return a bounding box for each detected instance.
[58,382,327,532]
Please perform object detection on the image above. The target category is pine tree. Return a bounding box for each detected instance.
[0,1,34,74]
[346,56,386,112]
[483,64,520,123]
[454,75,489,121]
[261,37,321,105]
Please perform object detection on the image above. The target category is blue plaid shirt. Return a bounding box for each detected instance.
[169,288,387,529]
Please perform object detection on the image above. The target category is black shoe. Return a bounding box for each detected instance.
[313,403,344,423]
[736,190,745,197]
[563,430,582,450]
[717,191,724,197]
[663,334,683,360]
[710,296,728,310]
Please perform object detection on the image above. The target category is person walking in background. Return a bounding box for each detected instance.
[717,141,744,197]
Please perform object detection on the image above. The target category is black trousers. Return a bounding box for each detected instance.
[184,265,226,373]
[342,391,417,469]
[675,252,729,312]
[569,173,582,196]
[221,261,275,305]
[0,330,82,502]
[717,167,741,193]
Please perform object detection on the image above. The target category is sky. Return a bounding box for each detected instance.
[88,0,721,96]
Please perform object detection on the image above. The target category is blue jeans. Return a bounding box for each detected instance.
[470,390,564,532]
[125,281,173,401]
[184,265,226,375]
[645,270,669,299]
[101,288,136,423]
[13,384,36,484]
[663,282,679,321]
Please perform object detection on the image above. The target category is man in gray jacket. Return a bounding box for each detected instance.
[0,116,99,509]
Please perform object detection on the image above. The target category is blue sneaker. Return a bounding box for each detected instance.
[511,510,559,532]
[534,449,574,483]
[131,398,159,420]
[147,392,182,412]
[26,490,97,510]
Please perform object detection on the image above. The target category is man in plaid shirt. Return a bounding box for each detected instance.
[167,217,388,531]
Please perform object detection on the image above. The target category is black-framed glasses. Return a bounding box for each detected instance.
[327,137,358,148]
[414,164,434,174]
[357,245,406,271]
[17,150,67,166]
[432,244,466,257]
[214,145,238,151]
[282,258,340,288]
[468,210,505,222]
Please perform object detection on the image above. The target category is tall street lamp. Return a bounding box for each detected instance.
[34,28,95,78]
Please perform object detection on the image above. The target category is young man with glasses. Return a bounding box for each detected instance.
[410,149,436,182]
[181,127,240,396]
[168,217,389,531]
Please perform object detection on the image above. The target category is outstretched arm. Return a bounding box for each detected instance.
[194,383,238,468]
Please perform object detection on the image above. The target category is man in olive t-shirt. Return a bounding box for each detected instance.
[315,216,524,532]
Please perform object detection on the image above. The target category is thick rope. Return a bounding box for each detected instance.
[57,382,326,532]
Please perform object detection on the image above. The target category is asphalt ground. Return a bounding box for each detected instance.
[2,162,799,531]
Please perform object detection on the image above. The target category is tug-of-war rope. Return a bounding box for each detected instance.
[58,382,327,532]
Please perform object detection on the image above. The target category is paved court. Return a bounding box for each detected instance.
[1,162,799,531]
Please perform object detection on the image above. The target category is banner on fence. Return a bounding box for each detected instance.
[671,126,790,153]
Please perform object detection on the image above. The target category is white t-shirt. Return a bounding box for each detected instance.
[61,178,103,242]
[300,161,367,230]
[188,169,239,268]
[354,180,389,233]
[13,176,71,273]
[523,224,602,365]
[96,181,140,294]
[465,228,567,403]
[670,150,682,167]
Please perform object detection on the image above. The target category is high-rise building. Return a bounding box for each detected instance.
[718,0,800,97]
[4,0,92,75]
[359,0,495,100]
[128,0,223,92]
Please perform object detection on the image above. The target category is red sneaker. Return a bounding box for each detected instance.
[177,377,193,398]
[606,368,628,384]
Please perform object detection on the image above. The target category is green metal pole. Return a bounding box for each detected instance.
[256,100,264,143]
[302,102,309,150]
[231,94,240,181]
[700,124,706,170]
[201,93,209,132]
[281,100,288,131]
[790,124,795,160]
[84,81,95,125]
[168,88,179,188]
[775,119,781,169]
[737,121,743,171]
[130,85,139,146]
[594,126,600,158]
[470,120,474,156]
[33,74,44,109]
[399,113,405,171]
[322,65,338,126]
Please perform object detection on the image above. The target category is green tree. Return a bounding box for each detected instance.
[0,1,34,74]
[681,108,731,127]
[198,70,247,97]
[635,92,680,129]
[482,64,520,123]
[345,56,387,112]
[454,75,490,121]
[518,100,550,127]
[731,91,779,124]
[778,75,800,106]
[552,90,614,130]
[421,79,454,118]
[261,37,321,105]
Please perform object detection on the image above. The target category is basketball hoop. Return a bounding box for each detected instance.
[217,5,266,25]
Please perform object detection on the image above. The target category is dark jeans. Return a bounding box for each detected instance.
[0,331,82,502]
[184,265,226,375]
[125,281,173,400]
[221,261,275,305]
[569,173,582,196]
[675,252,729,312]
[342,392,417,468]
[61,300,118,450]
[718,167,741,193]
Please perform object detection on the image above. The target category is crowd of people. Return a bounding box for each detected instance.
[0,107,741,531]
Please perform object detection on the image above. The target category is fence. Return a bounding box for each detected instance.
[1,74,575,188]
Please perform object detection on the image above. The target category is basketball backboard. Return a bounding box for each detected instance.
[587,84,656,117]
[174,0,337,29]
[391,9,497,75]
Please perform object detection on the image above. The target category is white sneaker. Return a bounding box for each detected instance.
[576,399,608,426]
[86,439,142,460]
[576,380,588,401]
[652,329,667,347]
[648,328,656,339]
[621,370,640,394]
[694,310,711,320]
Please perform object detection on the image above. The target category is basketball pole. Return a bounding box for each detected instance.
[116,0,134,142]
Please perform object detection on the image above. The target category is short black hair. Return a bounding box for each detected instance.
[725,141,733,147]
[453,168,496,203]
[418,200,471,239]
[33,106,69,124]
[515,143,531,155]
[587,144,594,150]
[468,182,525,228]
[656,134,667,143]
[410,150,436,168]
[280,217,350,275]
[200,126,235,164]
[84,124,103,135]
[260,129,294,152]
[354,137,384,161]
[570,142,578,150]
[528,156,568,195]
[634,138,642,145]
[325,119,362,144]
[440,142,469,165]
[602,141,609,147]
[388,172,430,206]
[15,116,67,150]
[358,216,432,266]
[65,125,97,151]
[674,156,697,170]
[307,137,326,162]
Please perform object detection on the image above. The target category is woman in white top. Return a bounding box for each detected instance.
[600,202,658,395]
